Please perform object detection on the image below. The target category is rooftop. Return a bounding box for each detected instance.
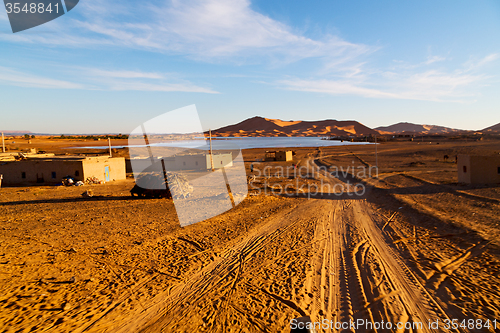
[0,154,122,162]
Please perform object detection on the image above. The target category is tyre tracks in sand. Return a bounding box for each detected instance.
[112,199,327,333]
[303,199,455,332]
[98,157,457,332]
[299,157,456,333]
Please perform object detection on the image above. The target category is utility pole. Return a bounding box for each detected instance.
[209,129,214,171]
[375,135,378,169]
[108,137,112,157]
[1,132,5,153]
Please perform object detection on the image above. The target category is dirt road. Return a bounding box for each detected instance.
[90,158,458,333]
[2,143,499,332]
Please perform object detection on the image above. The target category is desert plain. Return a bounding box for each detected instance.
[1,137,500,332]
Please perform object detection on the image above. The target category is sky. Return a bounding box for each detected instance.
[0,0,499,134]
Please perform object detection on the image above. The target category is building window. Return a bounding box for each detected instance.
[75,170,80,176]
[183,161,186,165]
[463,166,467,173]
[195,161,198,166]
[221,161,223,164]
[21,172,26,179]
[51,172,56,179]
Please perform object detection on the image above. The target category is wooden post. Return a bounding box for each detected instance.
[141,125,155,164]
[108,137,112,157]
[1,132,5,153]
[209,129,214,171]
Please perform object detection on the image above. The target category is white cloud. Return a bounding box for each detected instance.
[0,0,372,66]
[79,67,219,93]
[1,1,497,102]
[147,0,371,62]
[0,66,84,89]
[392,70,485,102]
[405,70,484,89]
[464,53,499,71]
[86,69,164,79]
[425,55,446,65]
[278,59,492,103]
[104,81,218,93]
[0,66,219,93]
[278,78,398,99]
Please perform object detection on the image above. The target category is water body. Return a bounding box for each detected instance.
[73,137,373,150]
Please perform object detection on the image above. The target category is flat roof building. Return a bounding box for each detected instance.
[126,153,233,173]
[0,156,126,186]
[265,150,293,162]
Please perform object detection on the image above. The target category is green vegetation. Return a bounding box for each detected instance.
[51,134,129,140]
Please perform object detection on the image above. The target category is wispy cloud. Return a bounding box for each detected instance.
[463,53,499,71]
[391,70,485,102]
[0,66,84,89]
[86,69,164,79]
[0,0,372,66]
[425,55,446,65]
[103,80,218,93]
[278,54,497,103]
[278,78,398,99]
[1,1,497,103]
[81,67,219,93]
[0,66,219,93]
[146,0,371,63]
[390,54,447,70]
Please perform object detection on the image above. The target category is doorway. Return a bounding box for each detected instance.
[104,166,110,182]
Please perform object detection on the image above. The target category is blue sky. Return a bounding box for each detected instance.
[1,0,499,133]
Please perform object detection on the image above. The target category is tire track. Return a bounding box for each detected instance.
[306,157,455,332]
[352,200,456,332]
[112,200,323,333]
[111,156,465,332]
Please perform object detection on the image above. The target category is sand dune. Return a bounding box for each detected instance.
[211,116,378,137]
[375,122,463,135]
[482,122,500,133]
[264,118,302,127]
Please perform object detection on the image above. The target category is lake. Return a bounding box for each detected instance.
[74,137,373,150]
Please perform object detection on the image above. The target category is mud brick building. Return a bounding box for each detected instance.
[457,154,500,184]
[0,156,126,186]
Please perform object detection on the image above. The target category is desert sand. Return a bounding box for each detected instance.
[210,116,378,137]
[1,139,500,332]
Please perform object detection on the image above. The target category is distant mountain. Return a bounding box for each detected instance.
[375,122,462,135]
[0,130,32,135]
[211,116,378,137]
[481,122,500,133]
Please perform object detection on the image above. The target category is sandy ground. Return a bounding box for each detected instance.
[1,139,500,332]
